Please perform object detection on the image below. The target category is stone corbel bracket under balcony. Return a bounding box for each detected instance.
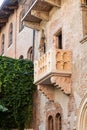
[50,75,71,95]
[37,74,71,101]
[22,0,61,30]
[34,48,72,95]
[38,84,54,101]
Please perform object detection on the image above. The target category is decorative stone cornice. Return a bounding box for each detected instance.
[50,75,71,95]
[38,85,54,101]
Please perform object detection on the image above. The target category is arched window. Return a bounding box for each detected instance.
[9,23,13,47]
[55,113,61,130]
[77,94,87,130]
[19,10,24,32]
[1,34,5,55]
[46,102,62,130]
[27,47,33,61]
[48,116,54,130]
[19,55,24,59]
[39,29,46,56]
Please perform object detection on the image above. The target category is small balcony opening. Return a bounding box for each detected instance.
[58,31,62,49]
[54,30,62,49]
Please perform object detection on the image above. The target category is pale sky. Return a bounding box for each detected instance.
[0,0,4,6]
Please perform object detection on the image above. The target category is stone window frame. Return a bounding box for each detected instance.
[1,34,5,55]
[77,93,87,130]
[53,28,62,49]
[46,102,63,130]
[8,23,13,47]
[39,29,46,56]
[80,1,87,43]
[47,112,62,130]
[19,9,24,32]
[27,46,33,61]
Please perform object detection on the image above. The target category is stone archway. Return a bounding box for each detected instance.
[77,93,87,130]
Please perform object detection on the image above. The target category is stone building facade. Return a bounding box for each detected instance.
[0,0,33,60]
[0,0,87,130]
[20,0,87,130]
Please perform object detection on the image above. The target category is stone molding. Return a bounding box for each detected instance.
[50,76,71,95]
[77,93,87,130]
[45,102,63,130]
[38,85,54,101]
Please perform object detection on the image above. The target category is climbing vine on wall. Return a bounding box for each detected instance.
[0,56,35,130]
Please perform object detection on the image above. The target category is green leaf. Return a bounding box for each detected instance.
[0,56,35,130]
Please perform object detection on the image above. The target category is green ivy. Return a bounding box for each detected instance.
[0,56,35,130]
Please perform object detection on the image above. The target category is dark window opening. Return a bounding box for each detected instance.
[9,23,13,47]
[30,49,33,61]
[58,31,62,49]
[48,116,54,130]
[19,10,24,32]
[56,113,61,130]
[19,55,24,59]
[1,34,5,55]
[27,47,33,61]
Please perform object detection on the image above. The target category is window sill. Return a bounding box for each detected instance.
[80,35,87,44]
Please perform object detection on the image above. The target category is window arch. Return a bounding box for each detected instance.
[1,34,5,55]
[55,113,61,130]
[77,93,87,130]
[27,47,33,61]
[48,115,54,130]
[19,10,24,32]
[9,23,13,47]
[19,55,24,59]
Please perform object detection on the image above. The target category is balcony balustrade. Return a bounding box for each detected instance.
[34,47,71,85]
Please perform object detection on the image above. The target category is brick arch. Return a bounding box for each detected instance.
[45,102,63,130]
[77,93,87,130]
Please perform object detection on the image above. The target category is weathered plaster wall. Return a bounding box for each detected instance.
[0,11,17,58]
[16,26,33,59]
[0,5,33,59]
